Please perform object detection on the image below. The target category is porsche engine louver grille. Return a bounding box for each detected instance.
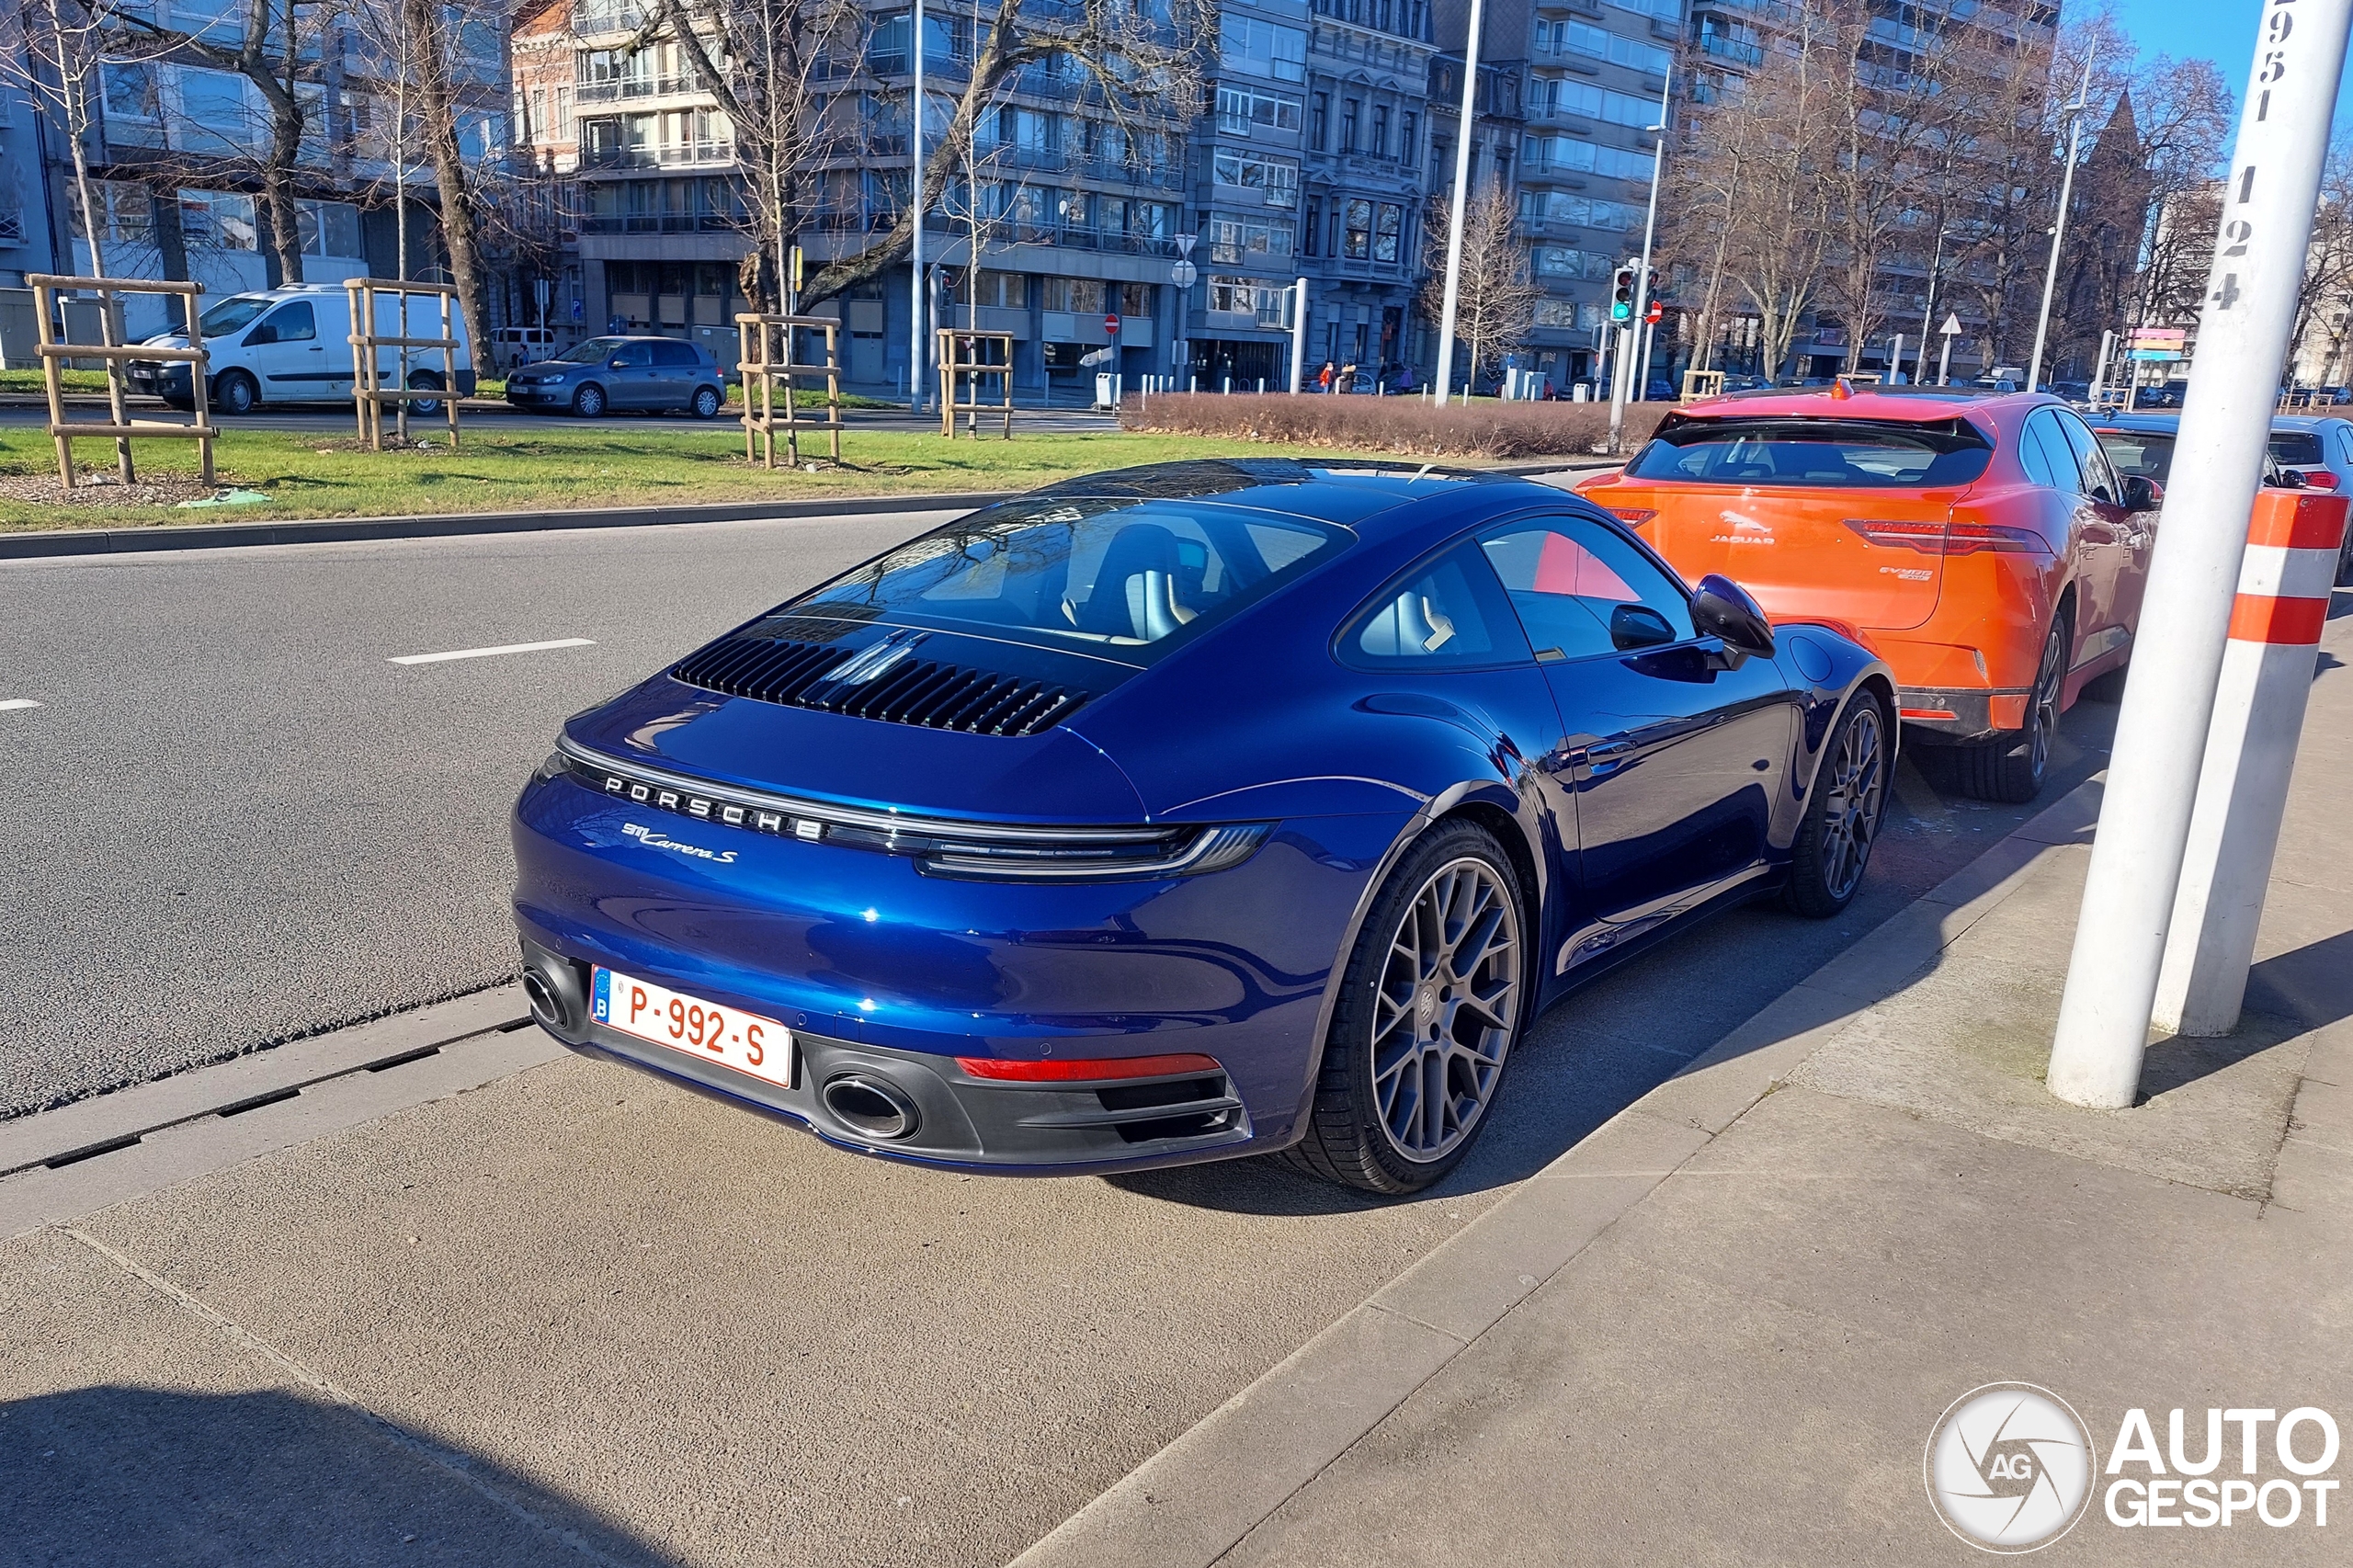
[671,631,1092,738]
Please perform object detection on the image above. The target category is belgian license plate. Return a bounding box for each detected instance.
[592,967,794,1089]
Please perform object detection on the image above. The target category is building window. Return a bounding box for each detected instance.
[1400,110,1418,168]
[1042,277,1107,313]
[1216,85,1302,135]
[1373,202,1403,263]
[101,63,159,120]
[1370,104,1390,160]
[1344,199,1372,260]
[1120,282,1153,318]
[1303,198,1320,256]
[1211,149,1300,209]
[1534,300,1580,328]
[1220,16,1307,83]
[178,189,257,251]
[1208,276,1295,327]
[66,180,154,244]
[297,199,363,258]
[1339,99,1358,154]
[1310,92,1328,150]
[1208,211,1296,264]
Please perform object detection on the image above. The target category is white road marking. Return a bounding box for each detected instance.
[389,638,596,666]
[0,699,40,711]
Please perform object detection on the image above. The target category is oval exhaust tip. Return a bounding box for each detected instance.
[521,966,570,1032]
[822,1074,921,1141]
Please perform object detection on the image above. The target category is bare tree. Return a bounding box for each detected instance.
[0,0,138,477]
[113,0,327,286]
[1415,180,1536,392]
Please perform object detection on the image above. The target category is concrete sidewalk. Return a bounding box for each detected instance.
[1017,605,2353,1566]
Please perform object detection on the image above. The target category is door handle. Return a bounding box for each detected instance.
[1584,740,1636,774]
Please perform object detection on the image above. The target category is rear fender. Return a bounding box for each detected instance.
[1773,622,1898,854]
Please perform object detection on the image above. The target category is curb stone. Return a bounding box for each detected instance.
[1006,776,2105,1568]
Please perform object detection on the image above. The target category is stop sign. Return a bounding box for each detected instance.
[1106,313,1120,335]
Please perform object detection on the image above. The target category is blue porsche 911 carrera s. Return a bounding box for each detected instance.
[512,460,1893,1193]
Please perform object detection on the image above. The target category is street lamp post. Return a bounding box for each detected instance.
[1171,233,1196,390]
[2028,41,2097,394]
[909,0,926,413]
[1611,68,1671,444]
[1433,0,1486,407]
[1915,229,1963,384]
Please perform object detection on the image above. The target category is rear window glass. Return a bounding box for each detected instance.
[793,497,1346,664]
[2270,432,2326,466]
[2097,429,2173,483]
[1627,417,1994,488]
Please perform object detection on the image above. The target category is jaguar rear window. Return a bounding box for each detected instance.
[1627,416,1995,488]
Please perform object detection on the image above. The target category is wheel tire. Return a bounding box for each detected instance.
[2337,533,2353,587]
[213,370,256,417]
[1784,693,1891,917]
[571,382,608,418]
[690,385,722,419]
[1280,821,1527,1196]
[408,372,444,417]
[1954,614,2069,805]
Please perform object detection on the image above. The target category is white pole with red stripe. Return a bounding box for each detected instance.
[2047,0,2353,1109]
[2153,491,2349,1036]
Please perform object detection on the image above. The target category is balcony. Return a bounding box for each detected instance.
[573,0,647,34]
[580,209,744,234]
[1696,34,1765,67]
[581,139,736,171]
[574,74,704,105]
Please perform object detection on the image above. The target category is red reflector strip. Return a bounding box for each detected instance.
[2227,594,2330,646]
[2246,492,2351,550]
[955,1052,1222,1083]
[1899,708,1960,721]
[1608,507,1657,528]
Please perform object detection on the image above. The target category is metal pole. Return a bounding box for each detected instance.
[1889,333,1904,384]
[2029,42,2097,394]
[1938,329,1954,387]
[1433,0,1485,407]
[1613,68,1671,442]
[1290,277,1309,392]
[2046,0,2352,1109]
[909,0,926,414]
[2089,326,2114,405]
[1915,232,1945,382]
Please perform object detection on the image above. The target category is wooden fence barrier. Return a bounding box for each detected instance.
[737,313,844,467]
[28,274,212,489]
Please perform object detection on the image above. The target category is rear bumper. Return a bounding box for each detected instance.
[510,767,1405,1175]
[1894,686,2032,741]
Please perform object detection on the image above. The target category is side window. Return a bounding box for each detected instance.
[654,341,697,367]
[614,343,652,367]
[248,301,314,346]
[1480,517,1696,663]
[2336,426,2353,467]
[2013,417,2060,488]
[2022,411,2084,494]
[1343,543,1529,667]
[2055,412,2119,503]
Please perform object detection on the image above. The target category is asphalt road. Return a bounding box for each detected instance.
[0,512,2115,1124]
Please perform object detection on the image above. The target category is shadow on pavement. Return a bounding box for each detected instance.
[0,1385,676,1568]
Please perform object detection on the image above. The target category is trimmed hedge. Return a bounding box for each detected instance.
[1118,392,1675,460]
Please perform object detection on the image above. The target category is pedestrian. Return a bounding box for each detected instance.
[1395,363,1416,395]
[1319,360,1336,395]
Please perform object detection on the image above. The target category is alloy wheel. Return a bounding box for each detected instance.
[1817,704,1887,901]
[2029,623,2065,781]
[1370,858,1521,1163]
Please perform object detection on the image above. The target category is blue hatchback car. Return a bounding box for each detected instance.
[513,461,1895,1192]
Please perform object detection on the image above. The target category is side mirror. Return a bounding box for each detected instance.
[2122,474,2163,510]
[1690,574,1775,659]
[610,357,628,369]
[1608,602,1678,652]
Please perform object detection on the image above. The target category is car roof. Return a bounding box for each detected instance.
[1681,385,2058,422]
[2270,415,2347,431]
[2088,413,2177,432]
[1015,459,1559,538]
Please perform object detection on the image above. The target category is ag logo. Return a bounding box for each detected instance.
[1926,1383,2097,1552]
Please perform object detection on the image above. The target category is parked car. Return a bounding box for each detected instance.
[132,283,475,416]
[1577,386,2158,803]
[505,335,728,418]
[511,460,1895,1193]
[2089,412,2308,494]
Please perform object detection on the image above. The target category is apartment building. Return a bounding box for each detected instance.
[11,4,505,341]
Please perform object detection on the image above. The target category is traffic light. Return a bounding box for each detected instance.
[1611,265,1638,323]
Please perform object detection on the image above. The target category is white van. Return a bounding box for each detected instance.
[131,282,476,415]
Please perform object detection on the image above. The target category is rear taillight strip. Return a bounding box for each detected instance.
[1843,518,2048,556]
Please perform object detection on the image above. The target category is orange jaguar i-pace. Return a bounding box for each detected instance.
[1577,386,2157,801]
